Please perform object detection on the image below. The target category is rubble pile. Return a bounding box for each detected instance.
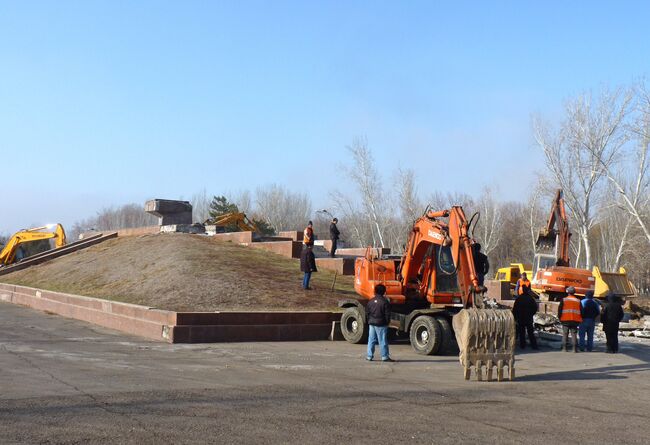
[532,310,650,343]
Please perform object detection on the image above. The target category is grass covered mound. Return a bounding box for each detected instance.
[1,233,355,312]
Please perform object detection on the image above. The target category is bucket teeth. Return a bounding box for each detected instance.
[453,308,516,382]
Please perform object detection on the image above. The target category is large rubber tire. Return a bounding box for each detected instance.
[435,316,458,355]
[409,316,442,355]
[341,307,367,344]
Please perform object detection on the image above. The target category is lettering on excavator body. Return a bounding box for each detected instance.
[428,230,443,241]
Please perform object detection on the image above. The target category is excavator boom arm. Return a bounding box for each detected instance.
[0,224,67,266]
[397,207,483,308]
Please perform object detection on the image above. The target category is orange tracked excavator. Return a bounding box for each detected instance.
[339,206,515,381]
[531,189,594,299]
[531,189,635,300]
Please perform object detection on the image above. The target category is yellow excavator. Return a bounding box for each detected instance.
[0,224,67,266]
[203,212,259,233]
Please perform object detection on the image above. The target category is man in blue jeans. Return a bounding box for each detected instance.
[366,284,394,362]
[579,290,600,351]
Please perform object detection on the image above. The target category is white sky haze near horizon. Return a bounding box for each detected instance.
[1,1,649,233]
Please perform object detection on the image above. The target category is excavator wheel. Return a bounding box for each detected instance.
[340,307,367,344]
[435,316,457,355]
[409,316,442,355]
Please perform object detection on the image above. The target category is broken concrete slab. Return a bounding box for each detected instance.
[145,199,193,225]
[160,224,206,234]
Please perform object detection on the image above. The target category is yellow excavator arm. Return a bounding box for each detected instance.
[0,224,67,266]
[204,212,258,232]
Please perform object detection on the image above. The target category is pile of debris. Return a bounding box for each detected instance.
[532,310,650,341]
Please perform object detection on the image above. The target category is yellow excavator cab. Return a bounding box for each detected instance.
[0,224,67,266]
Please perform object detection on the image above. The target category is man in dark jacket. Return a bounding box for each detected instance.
[473,243,489,286]
[329,218,340,258]
[601,292,625,353]
[366,284,394,362]
[578,290,600,352]
[512,287,538,349]
[300,245,317,290]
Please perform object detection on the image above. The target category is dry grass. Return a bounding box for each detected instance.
[1,234,356,311]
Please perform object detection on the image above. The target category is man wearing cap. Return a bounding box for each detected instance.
[557,286,583,352]
[578,290,600,352]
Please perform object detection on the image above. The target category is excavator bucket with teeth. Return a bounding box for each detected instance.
[452,308,516,381]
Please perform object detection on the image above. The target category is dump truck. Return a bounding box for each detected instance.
[0,224,67,266]
[339,206,515,381]
[495,263,533,296]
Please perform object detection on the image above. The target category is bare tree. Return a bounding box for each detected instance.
[395,167,421,223]
[191,188,211,223]
[533,86,633,268]
[228,189,253,214]
[70,203,157,239]
[329,190,369,248]
[344,137,387,248]
[587,82,650,246]
[474,187,503,255]
[527,177,547,253]
[255,184,312,233]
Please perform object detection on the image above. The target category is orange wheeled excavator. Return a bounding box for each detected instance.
[339,206,515,381]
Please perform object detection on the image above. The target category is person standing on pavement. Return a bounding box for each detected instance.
[558,286,583,352]
[578,290,600,352]
[303,221,314,247]
[601,292,625,353]
[366,284,394,362]
[329,218,340,258]
[300,245,317,290]
[512,286,539,350]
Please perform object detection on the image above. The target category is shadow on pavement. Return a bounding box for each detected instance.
[517,341,650,381]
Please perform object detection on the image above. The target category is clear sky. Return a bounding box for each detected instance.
[1,1,649,233]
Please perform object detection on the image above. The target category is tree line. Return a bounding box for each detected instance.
[67,82,650,295]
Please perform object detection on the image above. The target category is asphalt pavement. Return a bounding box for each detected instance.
[2,301,650,444]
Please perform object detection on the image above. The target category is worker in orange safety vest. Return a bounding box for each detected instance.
[558,286,583,352]
[303,221,314,247]
[514,272,531,296]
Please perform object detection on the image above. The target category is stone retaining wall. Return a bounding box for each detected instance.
[0,283,340,343]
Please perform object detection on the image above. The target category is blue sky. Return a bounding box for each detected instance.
[1,1,649,233]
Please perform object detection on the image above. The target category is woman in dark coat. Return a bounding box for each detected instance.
[601,292,625,353]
